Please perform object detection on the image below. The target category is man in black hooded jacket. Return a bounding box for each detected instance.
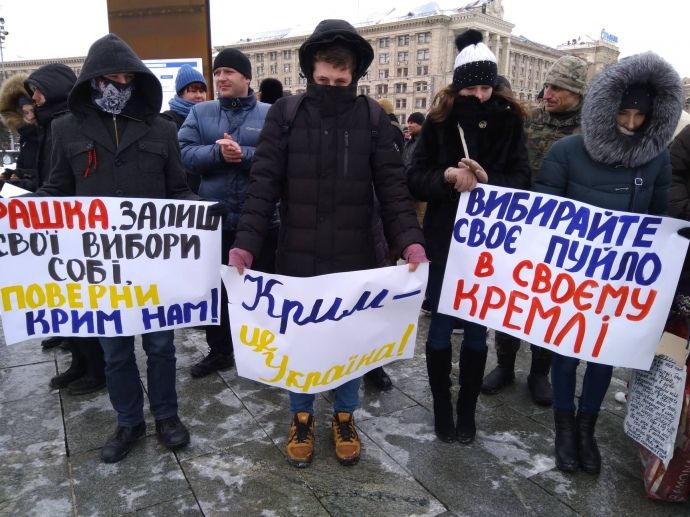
[37,34,199,463]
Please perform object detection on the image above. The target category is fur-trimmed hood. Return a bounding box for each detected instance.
[0,74,30,131]
[582,52,683,168]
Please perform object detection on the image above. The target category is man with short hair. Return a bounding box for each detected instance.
[482,54,588,405]
[179,49,277,378]
[228,19,426,468]
[403,111,424,167]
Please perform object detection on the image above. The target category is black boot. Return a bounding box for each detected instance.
[190,351,235,378]
[101,422,147,463]
[49,340,85,389]
[67,338,106,396]
[576,411,601,474]
[481,333,520,395]
[456,346,488,444]
[553,410,578,472]
[527,347,553,406]
[364,366,393,391]
[425,345,455,442]
[42,336,65,350]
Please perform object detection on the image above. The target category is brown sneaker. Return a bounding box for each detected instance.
[286,412,315,468]
[331,412,361,466]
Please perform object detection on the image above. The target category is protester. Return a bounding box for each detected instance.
[378,98,404,152]
[482,55,588,405]
[535,52,682,474]
[228,19,425,468]
[35,33,206,463]
[407,29,530,444]
[0,74,38,182]
[670,124,690,219]
[257,77,283,104]
[161,64,208,193]
[402,112,424,168]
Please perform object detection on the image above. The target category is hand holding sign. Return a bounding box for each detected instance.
[228,247,253,274]
[444,165,477,192]
[460,158,488,184]
[402,243,428,272]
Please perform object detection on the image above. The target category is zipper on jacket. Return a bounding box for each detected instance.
[113,114,119,148]
[344,130,349,177]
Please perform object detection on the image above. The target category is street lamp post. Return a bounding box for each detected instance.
[0,17,7,81]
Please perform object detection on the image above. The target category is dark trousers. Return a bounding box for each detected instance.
[99,330,177,426]
[206,227,278,355]
[551,353,613,414]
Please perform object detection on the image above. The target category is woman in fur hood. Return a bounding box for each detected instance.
[0,73,38,182]
[535,52,683,475]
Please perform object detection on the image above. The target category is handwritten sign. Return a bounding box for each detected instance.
[625,354,687,467]
[222,263,428,394]
[438,185,688,369]
[0,197,221,344]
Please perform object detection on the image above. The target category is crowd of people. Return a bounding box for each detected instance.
[0,20,687,483]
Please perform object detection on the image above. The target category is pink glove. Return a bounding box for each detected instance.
[227,247,253,274]
[402,243,429,272]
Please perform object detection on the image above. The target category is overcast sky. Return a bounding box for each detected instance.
[0,0,687,77]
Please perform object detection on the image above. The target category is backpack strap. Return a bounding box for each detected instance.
[361,95,382,148]
[280,93,306,135]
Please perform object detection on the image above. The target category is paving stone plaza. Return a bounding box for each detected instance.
[1,316,688,516]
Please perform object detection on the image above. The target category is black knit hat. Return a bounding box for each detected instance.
[620,83,653,114]
[407,112,425,125]
[452,29,497,90]
[213,48,252,79]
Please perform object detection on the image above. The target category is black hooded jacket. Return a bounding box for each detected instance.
[15,64,76,190]
[37,34,196,200]
[234,20,422,276]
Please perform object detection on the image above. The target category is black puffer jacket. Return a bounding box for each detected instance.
[234,20,422,276]
[407,94,530,262]
[37,34,195,201]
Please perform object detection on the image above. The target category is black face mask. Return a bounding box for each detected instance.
[309,83,357,115]
[90,77,135,115]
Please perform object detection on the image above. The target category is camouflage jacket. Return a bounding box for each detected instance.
[524,105,581,183]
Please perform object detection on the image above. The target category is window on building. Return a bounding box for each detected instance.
[283,49,291,60]
[379,37,390,48]
[269,51,277,61]
[359,86,371,95]
[397,51,408,62]
[256,65,264,75]
[255,53,264,63]
[414,81,428,92]
[395,98,407,109]
[395,83,407,93]
[362,71,370,81]
[378,69,389,79]
[298,75,307,85]
[415,98,427,109]
[376,84,388,95]
[396,67,408,77]
[284,63,291,73]
[269,64,277,74]
[284,77,291,86]
[398,114,406,124]
[397,34,410,46]
[417,49,430,61]
[416,65,429,75]
[417,32,431,44]
[379,53,389,65]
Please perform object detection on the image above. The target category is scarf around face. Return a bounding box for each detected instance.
[90,77,134,115]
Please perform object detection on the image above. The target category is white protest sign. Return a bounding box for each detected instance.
[0,183,30,198]
[625,350,687,467]
[0,197,221,344]
[222,263,428,394]
[439,185,688,370]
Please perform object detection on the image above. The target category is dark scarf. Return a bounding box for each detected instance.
[168,95,196,118]
[90,77,134,115]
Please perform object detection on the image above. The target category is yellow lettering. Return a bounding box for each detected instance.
[25,284,46,308]
[88,285,107,308]
[374,343,395,362]
[135,284,159,306]
[260,354,289,383]
[109,285,133,308]
[66,283,83,308]
[396,323,415,356]
[1,285,26,311]
[45,282,66,308]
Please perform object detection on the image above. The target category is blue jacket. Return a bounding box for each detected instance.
[179,92,271,229]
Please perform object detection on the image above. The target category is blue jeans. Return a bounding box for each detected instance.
[426,262,487,353]
[99,330,178,426]
[289,377,362,414]
[551,352,613,414]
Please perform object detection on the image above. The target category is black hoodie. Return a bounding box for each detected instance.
[25,63,76,126]
[37,34,196,201]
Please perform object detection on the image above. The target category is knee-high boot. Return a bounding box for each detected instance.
[576,411,601,474]
[456,346,488,444]
[49,339,86,389]
[425,345,455,442]
[528,347,553,406]
[481,332,520,394]
[67,338,106,395]
[554,410,578,472]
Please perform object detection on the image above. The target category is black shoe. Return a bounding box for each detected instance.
[155,415,190,450]
[554,410,578,472]
[576,411,601,474]
[364,367,393,391]
[190,352,234,378]
[67,376,106,396]
[49,367,85,389]
[41,336,64,350]
[101,422,146,463]
[527,374,553,406]
[481,365,515,395]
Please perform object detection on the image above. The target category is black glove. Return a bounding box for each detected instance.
[678,227,690,239]
[207,200,231,217]
[0,179,5,190]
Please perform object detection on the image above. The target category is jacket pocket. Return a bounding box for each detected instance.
[66,141,93,176]
[137,140,168,173]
